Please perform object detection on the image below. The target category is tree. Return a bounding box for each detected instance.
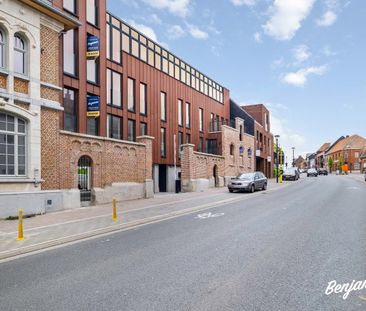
[328,157,334,173]
[338,155,344,172]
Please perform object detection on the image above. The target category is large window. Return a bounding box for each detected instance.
[63,30,76,76]
[112,28,121,63]
[63,88,77,132]
[14,35,26,75]
[107,114,121,139]
[107,69,121,107]
[87,57,98,84]
[127,119,135,142]
[63,0,76,14]
[161,127,166,158]
[186,102,190,128]
[160,92,166,121]
[140,122,147,136]
[199,108,204,132]
[127,78,135,112]
[86,0,98,26]
[139,83,147,115]
[178,99,183,126]
[0,29,5,68]
[87,117,99,136]
[105,17,225,103]
[0,113,26,176]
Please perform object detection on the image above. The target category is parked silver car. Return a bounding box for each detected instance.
[228,172,267,193]
[283,167,300,181]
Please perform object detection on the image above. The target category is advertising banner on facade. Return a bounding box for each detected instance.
[87,96,100,117]
[86,35,100,58]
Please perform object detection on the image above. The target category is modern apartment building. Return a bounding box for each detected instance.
[54,0,230,193]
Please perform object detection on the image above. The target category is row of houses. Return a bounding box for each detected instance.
[300,135,366,173]
[0,0,274,217]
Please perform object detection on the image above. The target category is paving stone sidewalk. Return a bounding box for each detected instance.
[0,179,287,260]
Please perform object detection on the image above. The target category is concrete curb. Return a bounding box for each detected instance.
[0,183,291,262]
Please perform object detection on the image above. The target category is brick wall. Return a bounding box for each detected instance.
[40,25,59,86]
[181,118,255,190]
[14,78,28,94]
[0,74,7,89]
[41,107,154,190]
[41,86,60,102]
[41,108,61,190]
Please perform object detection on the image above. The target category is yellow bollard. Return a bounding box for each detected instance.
[112,198,117,221]
[17,209,24,241]
[280,174,283,183]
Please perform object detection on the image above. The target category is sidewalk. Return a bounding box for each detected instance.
[346,172,366,184]
[0,179,288,261]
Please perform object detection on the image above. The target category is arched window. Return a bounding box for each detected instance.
[14,34,26,75]
[0,29,5,69]
[0,112,27,176]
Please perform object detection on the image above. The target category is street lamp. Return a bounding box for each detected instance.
[292,147,295,167]
[275,135,280,183]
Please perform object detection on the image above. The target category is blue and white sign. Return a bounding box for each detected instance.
[86,35,100,58]
[87,96,100,117]
[239,146,244,155]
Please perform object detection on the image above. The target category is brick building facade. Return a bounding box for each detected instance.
[325,135,366,173]
[242,104,273,178]
[181,117,255,191]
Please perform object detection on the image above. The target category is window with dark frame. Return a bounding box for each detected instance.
[128,78,135,112]
[63,29,77,76]
[186,102,190,128]
[63,0,76,14]
[198,137,204,152]
[178,132,183,159]
[160,92,166,121]
[140,83,147,115]
[161,127,166,158]
[63,88,77,132]
[127,119,136,142]
[107,114,122,140]
[14,34,26,75]
[140,122,147,136]
[86,0,98,26]
[178,99,183,126]
[0,113,27,176]
[106,17,225,103]
[87,117,99,136]
[106,16,121,63]
[0,29,5,68]
[107,69,122,107]
[199,108,204,132]
[186,133,190,144]
[87,56,99,84]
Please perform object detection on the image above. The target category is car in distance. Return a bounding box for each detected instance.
[228,172,267,193]
[318,168,328,175]
[307,168,318,177]
[282,167,300,181]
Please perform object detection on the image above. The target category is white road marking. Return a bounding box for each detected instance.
[195,212,225,219]
[346,187,360,190]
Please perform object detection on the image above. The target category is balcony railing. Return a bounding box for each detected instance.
[208,119,235,132]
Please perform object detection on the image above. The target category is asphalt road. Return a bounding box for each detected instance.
[1,175,365,311]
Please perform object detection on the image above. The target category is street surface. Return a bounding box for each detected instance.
[1,175,365,311]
